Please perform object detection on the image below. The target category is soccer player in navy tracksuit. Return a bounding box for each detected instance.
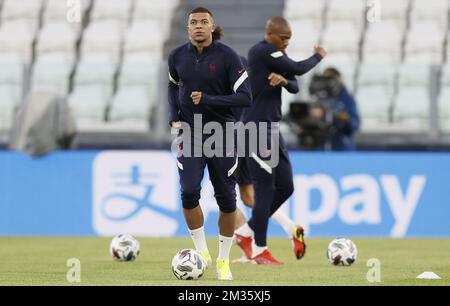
[168,7,251,280]
[234,17,327,265]
[233,57,312,263]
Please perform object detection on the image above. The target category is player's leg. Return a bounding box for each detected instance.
[244,154,283,265]
[270,134,294,214]
[235,206,248,229]
[233,183,254,262]
[236,181,297,240]
[207,155,239,280]
[235,183,254,229]
[239,183,254,208]
[269,135,307,259]
[234,150,300,260]
[177,155,212,266]
[234,156,254,228]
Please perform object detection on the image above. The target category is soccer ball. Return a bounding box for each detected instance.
[110,234,140,262]
[171,249,206,280]
[327,238,358,266]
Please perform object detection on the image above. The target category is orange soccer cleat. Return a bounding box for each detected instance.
[251,249,284,265]
[234,233,253,259]
[292,225,306,260]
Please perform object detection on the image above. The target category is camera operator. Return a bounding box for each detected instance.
[306,67,360,151]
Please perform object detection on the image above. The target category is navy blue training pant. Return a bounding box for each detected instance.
[176,130,238,214]
[247,132,294,247]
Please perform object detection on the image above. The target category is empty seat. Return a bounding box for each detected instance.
[109,85,151,123]
[119,52,160,87]
[410,0,449,25]
[68,84,109,125]
[441,64,450,86]
[91,0,132,22]
[32,53,74,96]
[133,0,179,19]
[74,53,117,96]
[0,21,37,61]
[381,0,410,21]
[44,0,92,22]
[288,20,322,56]
[81,20,126,60]
[0,53,26,85]
[1,0,43,21]
[404,21,446,62]
[358,62,397,87]
[380,0,411,20]
[439,64,450,129]
[132,0,178,38]
[398,63,431,86]
[36,21,79,59]
[124,21,165,54]
[326,0,366,27]
[393,63,431,129]
[284,0,325,20]
[393,86,430,130]
[0,84,21,131]
[363,21,405,63]
[438,86,450,131]
[321,21,361,54]
[356,85,394,129]
[404,52,443,64]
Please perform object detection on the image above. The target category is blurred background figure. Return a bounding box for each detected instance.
[289,67,360,151]
[321,67,360,150]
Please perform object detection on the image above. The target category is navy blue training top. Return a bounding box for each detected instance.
[168,41,252,126]
[242,40,323,123]
[232,56,250,122]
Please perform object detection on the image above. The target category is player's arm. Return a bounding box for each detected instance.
[265,45,326,76]
[168,53,180,126]
[198,53,252,107]
[285,75,299,93]
[268,72,299,94]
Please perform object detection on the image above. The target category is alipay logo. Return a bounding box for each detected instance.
[93,151,179,236]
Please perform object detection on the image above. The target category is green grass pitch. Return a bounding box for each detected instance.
[0,237,449,286]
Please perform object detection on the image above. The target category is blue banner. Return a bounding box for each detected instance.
[0,151,449,237]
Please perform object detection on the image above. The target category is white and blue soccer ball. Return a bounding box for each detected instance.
[171,249,206,280]
[110,234,140,262]
[327,238,358,266]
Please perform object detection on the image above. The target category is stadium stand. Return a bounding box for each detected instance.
[0,0,448,148]
[284,0,449,137]
[440,63,450,132]
[0,0,178,135]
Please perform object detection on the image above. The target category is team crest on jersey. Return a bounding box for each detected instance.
[209,63,216,74]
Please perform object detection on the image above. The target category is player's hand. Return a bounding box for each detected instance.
[268,73,288,87]
[191,91,202,105]
[335,111,350,122]
[314,45,327,58]
[171,121,181,129]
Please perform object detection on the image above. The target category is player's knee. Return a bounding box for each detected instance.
[219,202,237,213]
[216,195,237,213]
[181,191,200,210]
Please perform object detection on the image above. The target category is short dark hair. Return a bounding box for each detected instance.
[324,67,341,78]
[189,7,223,41]
[190,7,213,16]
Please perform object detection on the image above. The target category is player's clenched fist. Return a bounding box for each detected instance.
[314,45,327,58]
[268,73,288,87]
[190,91,202,105]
